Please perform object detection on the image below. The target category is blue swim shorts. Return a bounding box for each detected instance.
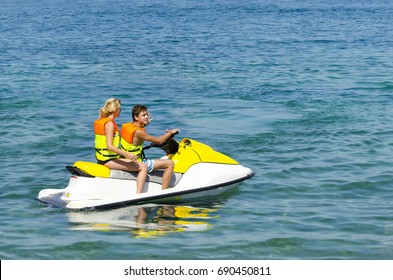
[142,159,155,173]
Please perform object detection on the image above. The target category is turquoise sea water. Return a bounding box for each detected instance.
[1,0,393,259]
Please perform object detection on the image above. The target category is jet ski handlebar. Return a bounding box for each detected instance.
[143,131,179,154]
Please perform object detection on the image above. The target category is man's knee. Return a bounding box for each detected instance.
[139,162,148,172]
[167,159,174,169]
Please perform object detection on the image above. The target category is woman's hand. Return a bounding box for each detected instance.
[126,152,138,161]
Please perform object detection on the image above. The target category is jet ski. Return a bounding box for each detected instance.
[37,136,255,210]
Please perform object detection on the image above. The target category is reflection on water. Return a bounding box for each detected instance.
[67,202,222,238]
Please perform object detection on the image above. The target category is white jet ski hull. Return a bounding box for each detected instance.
[37,162,254,210]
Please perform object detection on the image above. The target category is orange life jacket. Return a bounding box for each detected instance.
[120,122,145,160]
[94,118,120,162]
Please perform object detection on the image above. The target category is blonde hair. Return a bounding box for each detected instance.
[99,98,121,118]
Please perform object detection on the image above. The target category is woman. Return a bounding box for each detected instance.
[94,98,148,194]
